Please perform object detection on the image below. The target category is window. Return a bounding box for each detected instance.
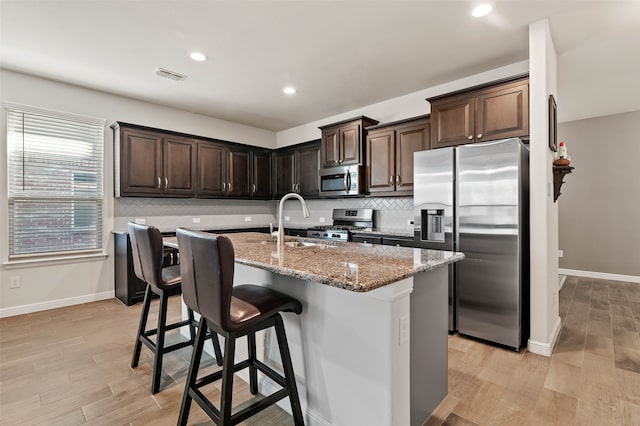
[7,106,104,258]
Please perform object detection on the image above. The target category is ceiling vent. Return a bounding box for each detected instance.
[154,67,187,81]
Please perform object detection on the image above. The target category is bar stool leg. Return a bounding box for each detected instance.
[131,284,152,368]
[187,308,196,342]
[151,291,169,394]
[219,332,237,424]
[212,332,224,367]
[248,332,258,395]
[275,315,304,425]
[178,317,208,426]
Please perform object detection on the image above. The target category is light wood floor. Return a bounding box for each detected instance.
[427,276,640,425]
[1,276,639,425]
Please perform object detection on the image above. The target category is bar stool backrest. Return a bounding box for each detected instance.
[176,228,236,332]
[128,222,167,293]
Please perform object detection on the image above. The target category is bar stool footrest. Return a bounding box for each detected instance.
[188,381,291,426]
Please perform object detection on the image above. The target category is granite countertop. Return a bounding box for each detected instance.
[165,232,464,293]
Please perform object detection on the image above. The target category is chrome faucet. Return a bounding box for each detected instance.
[277,192,310,259]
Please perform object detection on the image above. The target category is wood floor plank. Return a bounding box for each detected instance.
[452,378,506,425]
[526,388,577,426]
[616,369,640,405]
[424,394,460,426]
[575,382,619,426]
[543,358,582,398]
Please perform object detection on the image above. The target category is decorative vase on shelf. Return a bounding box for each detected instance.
[554,141,571,166]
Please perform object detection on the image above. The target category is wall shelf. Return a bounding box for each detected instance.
[553,165,574,202]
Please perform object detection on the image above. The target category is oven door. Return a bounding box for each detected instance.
[319,165,363,196]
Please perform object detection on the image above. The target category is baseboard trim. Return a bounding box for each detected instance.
[559,268,640,283]
[559,274,567,290]
[528,316,562,357]
[0,291,115,318]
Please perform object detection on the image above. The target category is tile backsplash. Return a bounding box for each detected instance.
[284,197,414,231]
[113,198,277,232]
[114,196,414,233]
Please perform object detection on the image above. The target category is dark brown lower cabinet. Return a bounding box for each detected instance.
[114,232,148,306]
[114,232,179,306]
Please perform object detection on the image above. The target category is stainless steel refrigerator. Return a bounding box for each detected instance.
[414,138,529,349]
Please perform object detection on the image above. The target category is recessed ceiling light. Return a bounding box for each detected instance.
[472,3,493,17]
[189,52,207,62]
[283,87,296,95]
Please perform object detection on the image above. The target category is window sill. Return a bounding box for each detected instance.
[2,252,109,269]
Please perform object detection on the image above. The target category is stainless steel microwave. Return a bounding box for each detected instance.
[319,165,364,196]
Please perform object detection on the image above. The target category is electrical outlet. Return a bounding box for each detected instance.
[319,217,325,223]
[558,249,564,258]
[192,217,201,224]
[244,216,252,222]
[9,276,20,289]
[284,216,290,222]
[134,218,146,224]
[399,315,409,345]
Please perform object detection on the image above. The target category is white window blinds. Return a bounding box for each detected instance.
[7,107,104,258]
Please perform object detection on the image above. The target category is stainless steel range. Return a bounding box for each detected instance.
[307,208,374,242]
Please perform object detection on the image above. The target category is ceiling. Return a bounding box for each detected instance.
[1,1,639,131]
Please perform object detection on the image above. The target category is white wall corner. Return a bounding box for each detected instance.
[528,18,560,352]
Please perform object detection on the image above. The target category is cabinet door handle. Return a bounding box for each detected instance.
[296,183,300,192]
[389,175,394,186]
[227,182,231,192]
[477,133,483,139]
[396,175,401,186]
[164,177,168,189]
[222,182,226,191]
[252,183,256,193]
[468,135,473,140]
[157,177,161,188]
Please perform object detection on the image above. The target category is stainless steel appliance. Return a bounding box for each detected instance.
[414,138,529,349]
[319,165,364,197]
[307,208,373,241]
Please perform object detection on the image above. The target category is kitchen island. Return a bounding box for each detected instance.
[165,232,464,426]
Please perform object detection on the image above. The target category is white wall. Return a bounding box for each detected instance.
[0,69,276,316]
[276,62,529,148]
[558,111,640,278]
[527,20,561,356]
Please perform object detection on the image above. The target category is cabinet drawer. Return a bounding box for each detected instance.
[382,237,416,247]
[351,234,382,244]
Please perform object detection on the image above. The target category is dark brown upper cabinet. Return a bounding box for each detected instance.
[428,76,529,149]
[319,116,378,169]
[366,116,430,196]
[274,140,320,198]
[251,149,272,198]
[197,141,250,198]
[115,124,196,197]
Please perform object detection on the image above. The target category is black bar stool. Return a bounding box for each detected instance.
[128,223,223,394]
[176,228,305,425]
